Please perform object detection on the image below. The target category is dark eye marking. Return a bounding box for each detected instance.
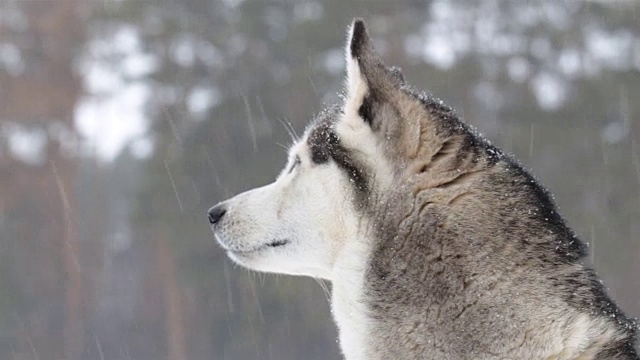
[288,155,301,174]
[306,121,369,210]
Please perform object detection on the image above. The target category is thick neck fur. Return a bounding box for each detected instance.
[358,132,636,358]
[331,234,373,360]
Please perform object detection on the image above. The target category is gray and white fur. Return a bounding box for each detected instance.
[208,19,638,359]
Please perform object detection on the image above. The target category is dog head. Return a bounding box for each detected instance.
[208,19,468,279]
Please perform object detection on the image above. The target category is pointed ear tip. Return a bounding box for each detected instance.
[348,18,370,58]
[351,18,366,31]
[350,18,367,40]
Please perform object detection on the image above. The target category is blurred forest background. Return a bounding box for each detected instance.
[1,1,639,359]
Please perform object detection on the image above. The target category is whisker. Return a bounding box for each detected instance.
[277,117,299,143]
[275,142,290,152]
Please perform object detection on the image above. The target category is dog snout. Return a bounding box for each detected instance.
[207,204,227,225]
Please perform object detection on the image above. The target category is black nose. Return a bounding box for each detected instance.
[207,204,227,225]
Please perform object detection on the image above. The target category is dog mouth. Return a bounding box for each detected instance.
[220,239,290,256]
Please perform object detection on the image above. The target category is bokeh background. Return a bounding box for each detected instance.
[0,1,639,359]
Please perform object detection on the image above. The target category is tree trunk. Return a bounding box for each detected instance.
[154,230,187,360]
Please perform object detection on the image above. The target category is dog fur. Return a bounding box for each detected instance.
[208,19,638,359]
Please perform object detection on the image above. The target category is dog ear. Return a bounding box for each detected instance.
[345,19,379,107]
[344,19,401,128]
[346,19,372,91]
[343,20,452,162]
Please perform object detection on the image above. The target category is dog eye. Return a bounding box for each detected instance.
[288,155,301,174]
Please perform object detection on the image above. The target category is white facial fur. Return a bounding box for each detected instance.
[211,20,387,359]
[211,19,388,283]
[211,137,364,280]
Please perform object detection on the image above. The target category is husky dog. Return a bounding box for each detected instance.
[208,19,638,359]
